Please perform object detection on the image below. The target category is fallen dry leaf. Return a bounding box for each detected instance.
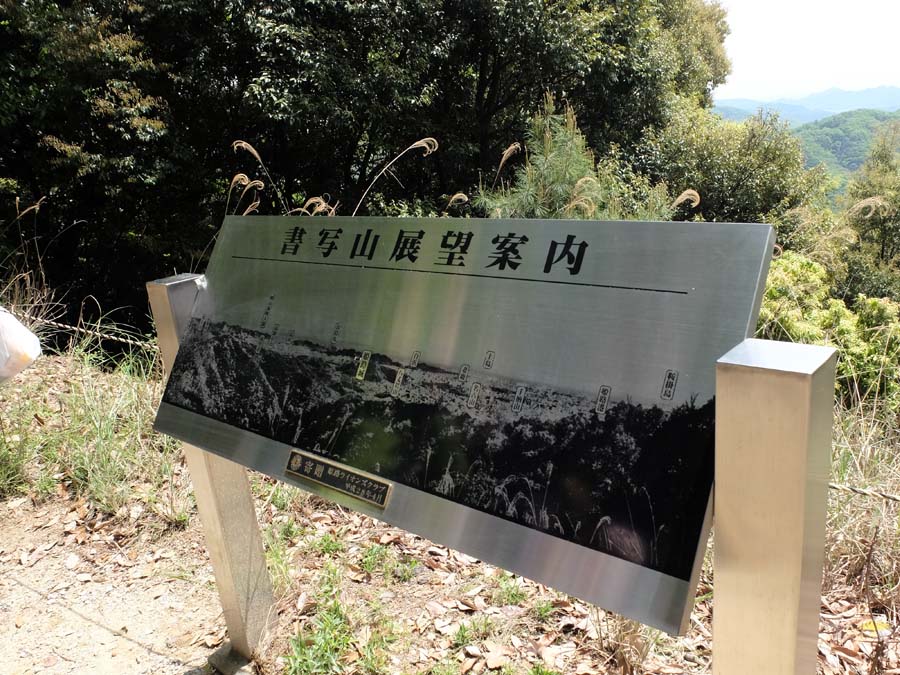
[7,496,29,511]
[434,619,459,636]
[483,642,510,670]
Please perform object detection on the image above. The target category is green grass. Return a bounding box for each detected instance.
[452,622,474,649]
[0,339,191,523]
[529,666,561,675]
[360,544,389,574]
[264,519,304,595]
[286,564,353,674]
[388,555,419,582]
[419,663,457,675]
[285,599,354,675]
[532,599,554,622]
[357,544,419,582]
[258,479,307,512]
[493,572,527,606]
[453,616,494,648]
[358,615,396,675]
[0,436,29,498]
[308,532,345,556]
[285,563,395,675]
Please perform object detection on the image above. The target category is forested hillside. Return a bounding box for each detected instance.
[795,109,900,180]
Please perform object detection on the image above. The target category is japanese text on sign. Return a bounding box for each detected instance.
[276,227,589,277]
[286,450,392,508]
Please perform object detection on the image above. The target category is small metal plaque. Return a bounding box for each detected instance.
[154,215,773,634]
[286,450,392,508]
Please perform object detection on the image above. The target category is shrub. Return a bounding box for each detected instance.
[475,99,672,221]
[833,248,900,303]
[758,251,900,405]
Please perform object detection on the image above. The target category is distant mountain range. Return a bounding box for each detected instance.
[714,86,900,126]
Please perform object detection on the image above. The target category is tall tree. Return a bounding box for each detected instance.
[634,103,826,223]
[1,0,733,325]
[657,0,730,106]
[846,122,900,262]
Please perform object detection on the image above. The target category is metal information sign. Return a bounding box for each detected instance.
[154,215,773,633]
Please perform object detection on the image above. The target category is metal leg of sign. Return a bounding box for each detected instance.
[147,274,275,668]
[714,338,837,675]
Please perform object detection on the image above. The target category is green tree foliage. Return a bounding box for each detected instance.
[0,1,218,318]
[834,249,900,303]
[234,0,732,197]
[0,0,732,324]
[476,101,672,221]
[758,251,900,404]
[656,0,730,106]
[846,122,900,262]
[635,103,826,223]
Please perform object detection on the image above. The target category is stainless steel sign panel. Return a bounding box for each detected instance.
[154,215,774,633]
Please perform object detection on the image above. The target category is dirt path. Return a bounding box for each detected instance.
[0,497,224,675]
[2,489,897,675]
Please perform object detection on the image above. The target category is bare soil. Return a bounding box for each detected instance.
[0,497,222,675]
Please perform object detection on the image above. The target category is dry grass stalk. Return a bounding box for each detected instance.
[563,195,596,218]
[445,192,468,210]
[670,189,701,210]
[234,180,264,213]
[223,173,251,217]
[1,197,46,244]
[1,197,60,333]
[284,196,339,217]
[229,173,251,190]
[352,137,439,216]
[826,367,900,611]
[849,196,892,219]
[232,140,289,213]
[572,176,598,194]
[14,196,46,220]
[305,196,337,216]
[492,142,521,188]
[232,140,261,163]
[0,270,59,333]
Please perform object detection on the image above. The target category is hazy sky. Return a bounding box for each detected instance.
[714,0,900,101]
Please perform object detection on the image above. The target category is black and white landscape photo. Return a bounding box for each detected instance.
[164,318,714,581]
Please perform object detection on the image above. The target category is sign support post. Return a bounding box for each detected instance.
[148,274,274,671]
[715,338,836,675]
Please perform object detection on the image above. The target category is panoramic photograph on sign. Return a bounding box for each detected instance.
[155,215,773,633]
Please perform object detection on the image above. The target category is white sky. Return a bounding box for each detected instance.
[713,0,900,101]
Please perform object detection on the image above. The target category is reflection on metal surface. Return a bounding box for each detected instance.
[148,275,274,658]
[715,339,836,674]
[154,216,773,634]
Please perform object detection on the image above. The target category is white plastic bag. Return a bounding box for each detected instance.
[0,307,41,382]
